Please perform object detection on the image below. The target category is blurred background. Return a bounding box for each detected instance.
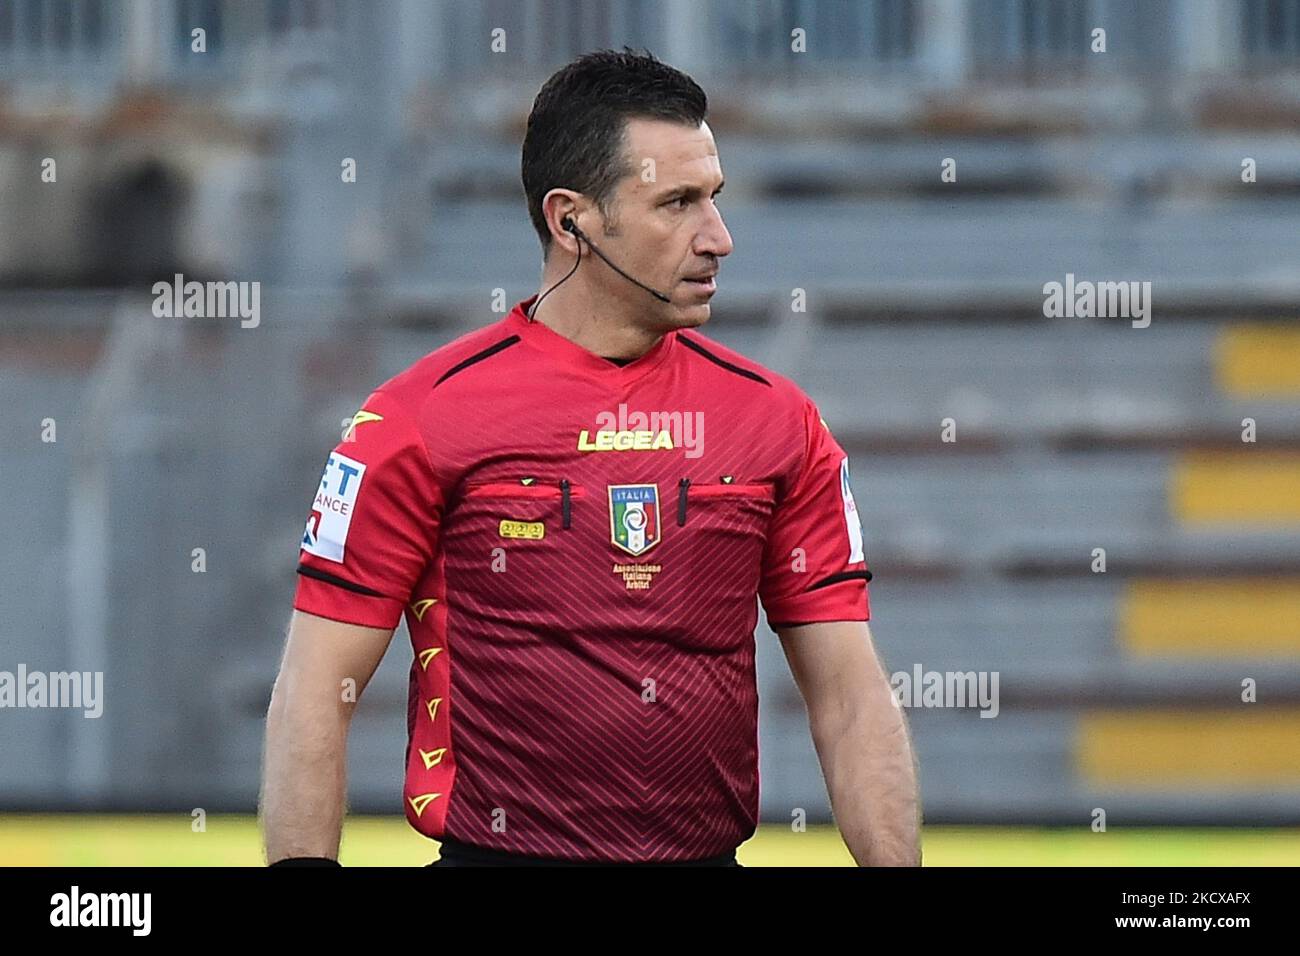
[2,0,1300,865]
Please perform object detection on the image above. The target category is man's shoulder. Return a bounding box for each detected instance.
[675,327,810,410]
[367,315,521,410]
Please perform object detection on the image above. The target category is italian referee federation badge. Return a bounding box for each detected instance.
[609,484,661,556]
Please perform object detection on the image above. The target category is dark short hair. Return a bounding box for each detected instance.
[521,47,708,256]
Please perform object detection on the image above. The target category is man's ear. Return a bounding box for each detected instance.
[542,189,583,252]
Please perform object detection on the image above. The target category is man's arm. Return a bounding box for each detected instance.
[776,619,921,866]
[260,609,396,864]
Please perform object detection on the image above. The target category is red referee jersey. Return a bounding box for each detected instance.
[293,294,871,862]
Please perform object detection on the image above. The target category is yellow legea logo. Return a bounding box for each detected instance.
[577,429,674,452]
[343,409,384,441]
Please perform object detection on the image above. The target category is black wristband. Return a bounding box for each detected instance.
[269,856,341,867]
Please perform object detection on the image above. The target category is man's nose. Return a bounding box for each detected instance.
[696,202,733,259]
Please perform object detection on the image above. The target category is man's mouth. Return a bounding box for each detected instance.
[684,272,717,292]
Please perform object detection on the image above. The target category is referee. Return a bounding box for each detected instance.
[261,49,921,868]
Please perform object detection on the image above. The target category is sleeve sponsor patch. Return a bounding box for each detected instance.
[839,456,865,564]
[302,452,366,563]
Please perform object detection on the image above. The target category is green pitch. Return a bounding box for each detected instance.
[1,816,1298,866]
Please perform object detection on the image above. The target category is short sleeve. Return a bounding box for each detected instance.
[293,389,442,630]
[759,397,871,628]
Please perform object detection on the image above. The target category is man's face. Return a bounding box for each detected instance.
[590,117,733,331]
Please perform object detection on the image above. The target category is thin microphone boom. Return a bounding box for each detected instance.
[564,218,671,303]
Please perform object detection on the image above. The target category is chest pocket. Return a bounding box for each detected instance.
[444,479,591,613]
[673,479,776,600]
[459,479,586,536]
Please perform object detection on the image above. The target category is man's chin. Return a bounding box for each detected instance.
[666,302,711,330]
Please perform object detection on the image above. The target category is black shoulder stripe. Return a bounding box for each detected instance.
[433,335,521,388]
[808,569,873,591]
[677,334,772,386]
[297,563,387,598]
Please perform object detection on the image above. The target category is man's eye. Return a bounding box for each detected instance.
[669,196,689,209]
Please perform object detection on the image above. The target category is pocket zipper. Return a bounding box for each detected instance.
[676,477,773,526]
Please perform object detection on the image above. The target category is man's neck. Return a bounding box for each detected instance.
[529,280,665,361]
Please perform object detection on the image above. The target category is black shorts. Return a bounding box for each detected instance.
[429,836,742,867]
